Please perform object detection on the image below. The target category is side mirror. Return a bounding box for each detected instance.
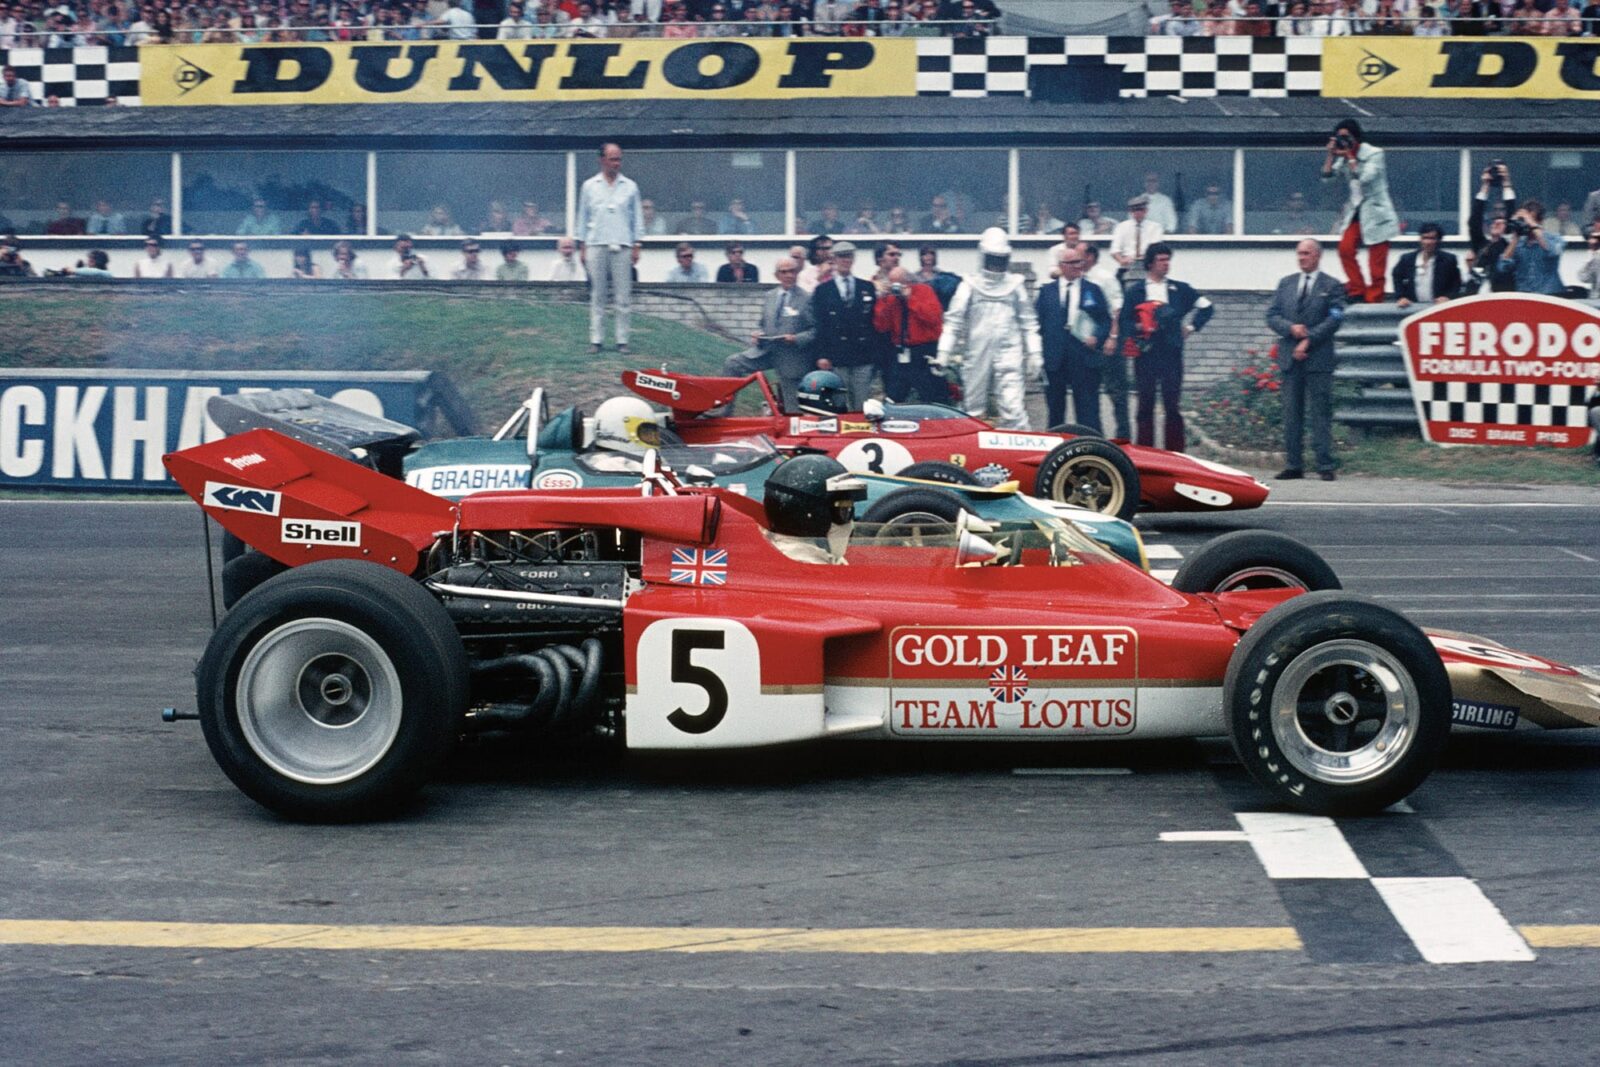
[684,464,716,485]
[862,398,886,421]
[955,529,1001,568]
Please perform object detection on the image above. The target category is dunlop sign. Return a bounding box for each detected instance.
[1398,294,1600,449]
[1324,37,1600,99]
[140,38,915,105]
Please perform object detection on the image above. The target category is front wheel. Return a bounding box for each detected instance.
[1224,592,1450,816]
[196,560,469,821]
[1034,439,1141,520]
[1173,531,1340,594]
[860,486,971,541]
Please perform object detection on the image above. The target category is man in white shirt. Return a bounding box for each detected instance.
[497,1,533,36]
[430,0,475,39]
[575,142,645,353]
[386,233,430,279]
[1110,194,1165,290]
[178,240,218,279]
[132,235,173,278]
[1139,174,1179,233]
[548,235,586,281]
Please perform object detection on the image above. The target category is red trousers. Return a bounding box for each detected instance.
[1339,219,1389,304]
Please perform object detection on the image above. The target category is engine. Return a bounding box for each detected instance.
[424,528,636,739]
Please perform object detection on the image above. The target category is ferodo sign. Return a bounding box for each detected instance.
[0,369,441,490]
[140,39,914,106]
[888,626,1138,737]
[1398,294,1600,448]
[1323,38,1600,99]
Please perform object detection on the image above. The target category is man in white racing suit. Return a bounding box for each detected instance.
[937,227,1043,430]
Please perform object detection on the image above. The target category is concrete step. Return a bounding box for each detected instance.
[1356,386,1415,402]
[1335,366,1410,383]
[1335,406,1418,426]
[1335,327,1402,345]
[1336,344,1404,362]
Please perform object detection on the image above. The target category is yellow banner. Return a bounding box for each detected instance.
[1323,37,1600,99]
[139,38,916,106]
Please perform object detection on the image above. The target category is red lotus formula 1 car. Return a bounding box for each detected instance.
[162,428,1600,822]
[620,368,1269,520]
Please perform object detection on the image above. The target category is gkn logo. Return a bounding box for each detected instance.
[203,481,281,515]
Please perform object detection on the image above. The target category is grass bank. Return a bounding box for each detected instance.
[0,285,742,424]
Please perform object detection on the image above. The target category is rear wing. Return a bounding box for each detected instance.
[165,428,456,575]
[207,389,422,477]
[622,369,766,418]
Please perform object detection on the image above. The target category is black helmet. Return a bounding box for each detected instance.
[764,454,867,538]
[797,370,850,416]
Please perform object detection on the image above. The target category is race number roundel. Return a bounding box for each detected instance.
[836,438,914,476]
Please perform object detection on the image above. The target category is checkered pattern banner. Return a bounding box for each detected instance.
[1419,381,1591,429]
[0,46,141,106]
[915,36,1325,98]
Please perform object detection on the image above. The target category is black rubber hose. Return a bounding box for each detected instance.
[552,639,604,725]
[536,647,573,727]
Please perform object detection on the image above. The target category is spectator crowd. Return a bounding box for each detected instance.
[1150,0,1600,36]
[0,0,999,48]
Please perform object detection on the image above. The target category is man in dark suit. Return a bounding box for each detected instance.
[720,255,816,413]
[1391,222,1461,308]
[1035,243,1112,431]
[808,241,881,409]
[1267,238,1346,481]
[1117,243,1213,452]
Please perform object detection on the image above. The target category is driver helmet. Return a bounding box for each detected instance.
[978,226,1011,274]
[797,370,850,416]
[592,396,662,455]
[764,454,867,539]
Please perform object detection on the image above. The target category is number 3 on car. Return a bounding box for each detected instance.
[627,618,824,748]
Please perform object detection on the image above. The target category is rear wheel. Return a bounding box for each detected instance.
[861,486,970,541]
[896,461,981,486]
[222,550,288,609]
[1224,592,1450,816]
[196,560,468,821]
[1173,531,1340,594]
[1035,439,1140,520]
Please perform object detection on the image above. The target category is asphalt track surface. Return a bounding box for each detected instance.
[3,481,1599,1066]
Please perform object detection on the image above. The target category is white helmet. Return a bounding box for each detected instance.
[978,226,1011,258]
[593,396,661,455]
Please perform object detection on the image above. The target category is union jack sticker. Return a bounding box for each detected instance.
[670,548,728,586]
[989,664,1030,703]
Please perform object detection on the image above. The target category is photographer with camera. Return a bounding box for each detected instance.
[386,233,429,280]
[874,266,945,405]
[1468,160,1519,293]
[1322,118,1398,304]
[1499,199,1566,296]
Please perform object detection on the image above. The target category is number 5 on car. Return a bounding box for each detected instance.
[627,618,824,748]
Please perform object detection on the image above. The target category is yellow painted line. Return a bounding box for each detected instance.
[0,920,1299,955]
[1521,925,1600,948]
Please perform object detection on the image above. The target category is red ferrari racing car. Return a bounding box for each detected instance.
[621,368,1269,520]
[162,428,1599,822]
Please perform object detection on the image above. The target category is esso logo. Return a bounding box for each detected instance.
[534,468,583,490]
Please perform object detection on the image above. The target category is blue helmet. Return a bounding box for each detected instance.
[797,370,849,416]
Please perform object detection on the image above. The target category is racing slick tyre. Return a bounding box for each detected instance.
[196,560,469,822]
[1034,439,1140,521]
[1172,531,1341,595]
[896,461,981,486]
[1047,423,1103,438]
[1223,591,1451,816]
[861,486,971,540]
[222,550,289,610]
[221,529,247,564]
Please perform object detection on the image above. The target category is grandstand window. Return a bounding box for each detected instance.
[374,151,566,239]
[1016,150,1233,237]
[0,152,170,236]
[181,151,367,237]
[1242,149,1456,238]
[621,150,787,237]
[1468,151,1600,236]
[794,149,1007,236]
